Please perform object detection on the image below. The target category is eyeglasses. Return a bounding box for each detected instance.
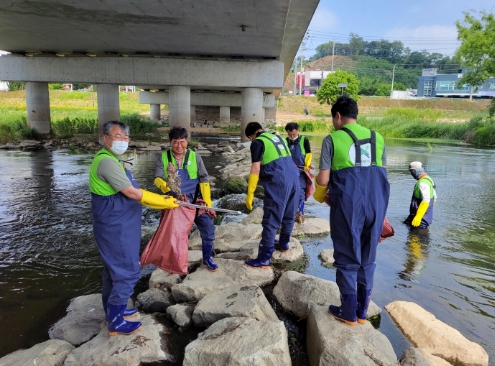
[106,133,130,142]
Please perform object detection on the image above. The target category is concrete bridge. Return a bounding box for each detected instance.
[0,0,319,141]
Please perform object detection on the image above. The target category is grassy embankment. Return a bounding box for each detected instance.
[0,90,494,146]
[0,90,160,143]
[276,96,495,146]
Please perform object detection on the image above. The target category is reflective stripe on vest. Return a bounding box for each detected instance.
[89,149,125,196]
[161,149,198,180]
[330,124,385,171]
[257,132,291,165]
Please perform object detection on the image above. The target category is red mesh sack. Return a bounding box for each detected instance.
[379,216,395,243]
[302,169,315,200]
[140,206,196,275]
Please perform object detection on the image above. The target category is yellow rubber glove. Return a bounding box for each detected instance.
[304,152,313,171]
[199,182,212,207]
[154,177,171,194]
[412,201,429,227]
[313,179,328,203]
[139,189,178,209]
[245,173,259,210]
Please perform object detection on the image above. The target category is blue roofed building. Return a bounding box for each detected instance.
[417,68,495,98]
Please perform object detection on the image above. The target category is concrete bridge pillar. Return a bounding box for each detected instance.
[241,88,263,142]
[169,86,190,136]
[265,105,277,124]
[97,84,120,144]
[150,104,161,121]
[220,106,230,125]
[190,106,196,126]
[25,81,51,135]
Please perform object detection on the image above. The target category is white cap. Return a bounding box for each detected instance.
[409,161,423,170]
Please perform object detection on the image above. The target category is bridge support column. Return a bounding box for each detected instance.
[150,104,161,121]
[265,105,277,124]
[97,84,120,144]
[25,81,51,135]
[220,106,230,125]
[241,88,263,142]
[169,86,190,136]
[190,106,196,126]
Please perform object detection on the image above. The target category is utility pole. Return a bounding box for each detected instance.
[331,39,335,72]
[391,63,398,94]
[299,42,306,95]
[293,57,297,96]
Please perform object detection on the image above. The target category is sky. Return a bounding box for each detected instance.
[304,0,495,58]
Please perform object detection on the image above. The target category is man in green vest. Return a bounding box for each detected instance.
[90,121,178,336]
[285,122,312,223]
[314,96,390,326]
[154,126,218,272]
[405,161,437,228]
[244,122,300,269]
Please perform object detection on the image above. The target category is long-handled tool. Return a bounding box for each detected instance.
[177,202,242,215]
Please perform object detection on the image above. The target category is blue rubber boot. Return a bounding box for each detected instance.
[356,285,372,324]
[202,242,219,272]
[103,294,138,319]
[274,240,290,253]
[107,304,142,336]
[329,294,358,326]
[245,244,274,269]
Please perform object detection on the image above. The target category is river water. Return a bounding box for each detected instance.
[0,135,494,363]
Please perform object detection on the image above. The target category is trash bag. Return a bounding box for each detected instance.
[302,169,315,200]
[140,206,196,275]
[379,216,395,243]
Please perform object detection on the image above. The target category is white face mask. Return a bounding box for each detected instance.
[110,141,128,155]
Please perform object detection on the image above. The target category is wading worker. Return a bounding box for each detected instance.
[244,122,300,269]
[313,96,390,326]
[154,126,218,272]
[285,122,312,223]
[405,161,437,228]
[90,121,178,336]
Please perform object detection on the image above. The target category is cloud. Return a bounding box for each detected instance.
[307,8,339,34]
[385,25,460,55]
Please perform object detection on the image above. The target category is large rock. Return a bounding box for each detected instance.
[19,140,42,149]
[224,175,247,194]
[217,237,304,264]
[291,217,330,237]
[49,294,105,346]
[137,288,175,313]
[0,339,74,366]
[216,193,262,212]
[319,249,335,265]
[400,348,452,366]
[188,222,262,252]
[149,269,181,290]
[183,317,291,366]
[63,314,174,366]
[385,301,489,366]
[273,271,381,319]
[192,285,278,327]
[240,207,264,225]
[166,304,195,328]
[171,258,274,302]
[307,303,397,366]
[218,149,252,180]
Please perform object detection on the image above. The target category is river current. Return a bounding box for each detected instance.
[0,135,494,363]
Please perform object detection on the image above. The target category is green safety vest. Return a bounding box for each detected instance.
[414,175,435,200]
[161,149,198,179]
[330,124,385,171]
[286,135,307,157]
[89,149,126,196]
[256,132,291,165]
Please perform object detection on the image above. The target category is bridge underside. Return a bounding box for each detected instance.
[0,0,319,140]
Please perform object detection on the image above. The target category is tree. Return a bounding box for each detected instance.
[375,84,391,96]
[8,82,25,91]
[455,11,495,91]
[317,70,359,105]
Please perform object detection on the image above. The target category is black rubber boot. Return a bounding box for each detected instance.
[356,285,372,324]
[328,294,358,326]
